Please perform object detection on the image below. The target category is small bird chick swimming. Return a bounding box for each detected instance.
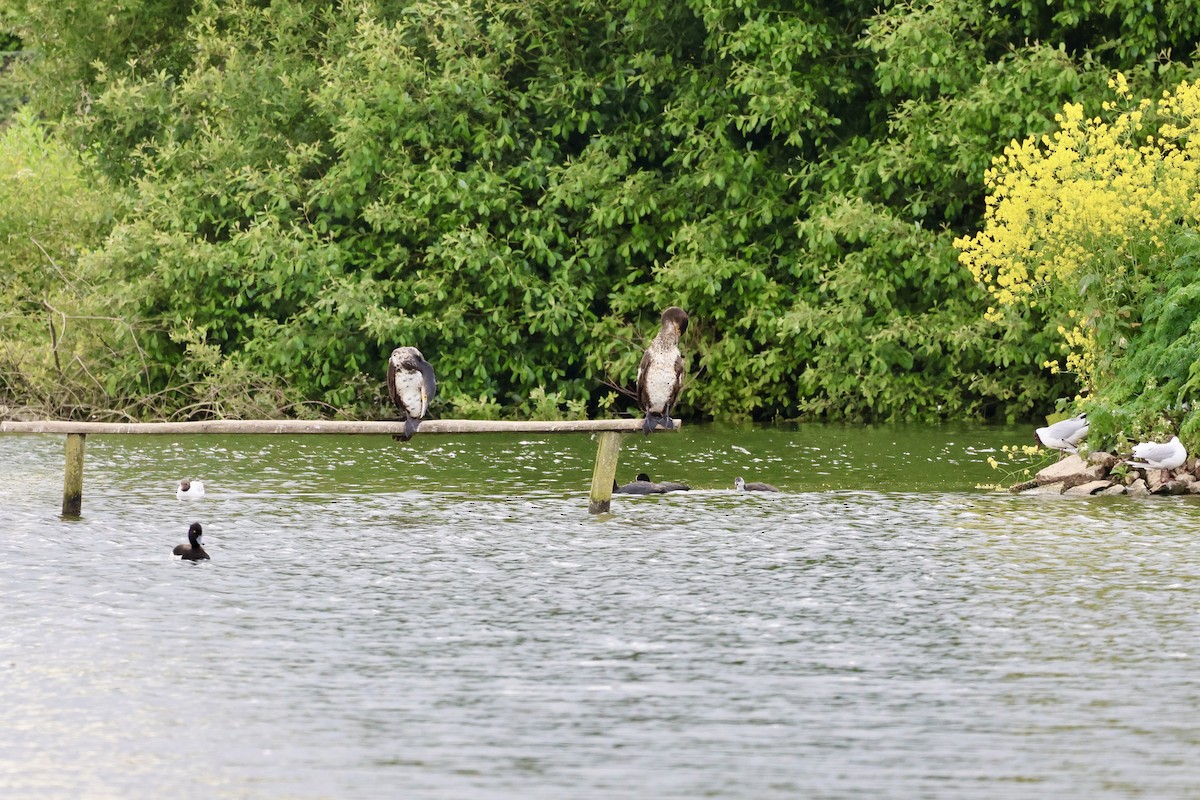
[387,346,437,441]
[173,522,210,561]
[636,307,688,435]
[734,477,780,492]
[176,479,206,500]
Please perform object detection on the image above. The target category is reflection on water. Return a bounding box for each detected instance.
[1,424,1198,799]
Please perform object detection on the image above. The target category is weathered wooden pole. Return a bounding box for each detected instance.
[0,417,680,516]
[588,431,622,514]
[62,433,86,517]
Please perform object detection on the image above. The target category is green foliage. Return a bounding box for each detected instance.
[4,0,1200,423]
[7,0,195,139]
[0,4,26,123]
[957,74,1200,448]
[0,109,130,417]
[1081,231,1200,449]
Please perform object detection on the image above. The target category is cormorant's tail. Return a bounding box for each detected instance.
[642,412,675,435]
[392,416,419,442]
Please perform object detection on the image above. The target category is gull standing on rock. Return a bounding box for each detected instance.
[1126,435,1188,470]
[636,307,688,435]
[1035,413,1089,453]
[387,346,437,442]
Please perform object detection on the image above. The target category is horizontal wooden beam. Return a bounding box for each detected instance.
[0,418,682,435]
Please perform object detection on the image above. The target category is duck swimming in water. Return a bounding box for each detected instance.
[176,479,205,500]
[636,307,688,435]
[387,346,437,441]
[613,473,691,494]
[635,472,690,492]
[614,476,667,495]
[173,522,210,561]
[734,477,780,493]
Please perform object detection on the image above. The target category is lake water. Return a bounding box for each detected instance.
[1,423,1198,799]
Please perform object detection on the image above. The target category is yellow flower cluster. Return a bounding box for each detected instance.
[955,74,1200,390]
[984,442,1058,487]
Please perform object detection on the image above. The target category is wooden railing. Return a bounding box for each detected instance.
[0,418,681,516]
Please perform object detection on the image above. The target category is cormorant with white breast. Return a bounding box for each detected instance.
[387,346,437,441]
[636,306,689,435]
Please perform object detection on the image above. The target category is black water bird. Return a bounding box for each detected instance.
[636,472,690,492]
[387,346,437,441]
[734,477,779,493]
[636,307,688,435]
[173,522,210,561]
[614,476,667,495]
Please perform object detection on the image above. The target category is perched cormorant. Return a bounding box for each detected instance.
[734,477,780,493]
[173,522,210,561]
[1126,435,1187,470]
[176,479,205,500]
[387,346,437,441]
[636,307,688,435]
[1035,413,1089,453]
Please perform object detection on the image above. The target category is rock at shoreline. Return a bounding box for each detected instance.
[1010,451,1200,498]
[1034,455,1107,489]
[1146,468,1171,493]
[1064,480,1116,496]
[1023,481,1067,495]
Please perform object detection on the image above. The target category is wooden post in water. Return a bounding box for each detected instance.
[62,433,86,517]
[588,431,622,514]
[0,418,680,515]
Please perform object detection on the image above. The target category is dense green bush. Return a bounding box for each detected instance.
[3,0,1199,421]
[958,74,1200,448]
[0,110,124,416]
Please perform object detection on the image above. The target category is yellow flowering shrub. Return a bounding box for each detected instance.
[955,73,1200,394]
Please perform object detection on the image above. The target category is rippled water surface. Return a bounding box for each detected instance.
[2,423,1199,799]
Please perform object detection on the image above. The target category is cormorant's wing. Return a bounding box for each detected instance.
[635,349,653,412]
[386,359,401,409]
[666,352,684,412]
[418,358,437,414]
